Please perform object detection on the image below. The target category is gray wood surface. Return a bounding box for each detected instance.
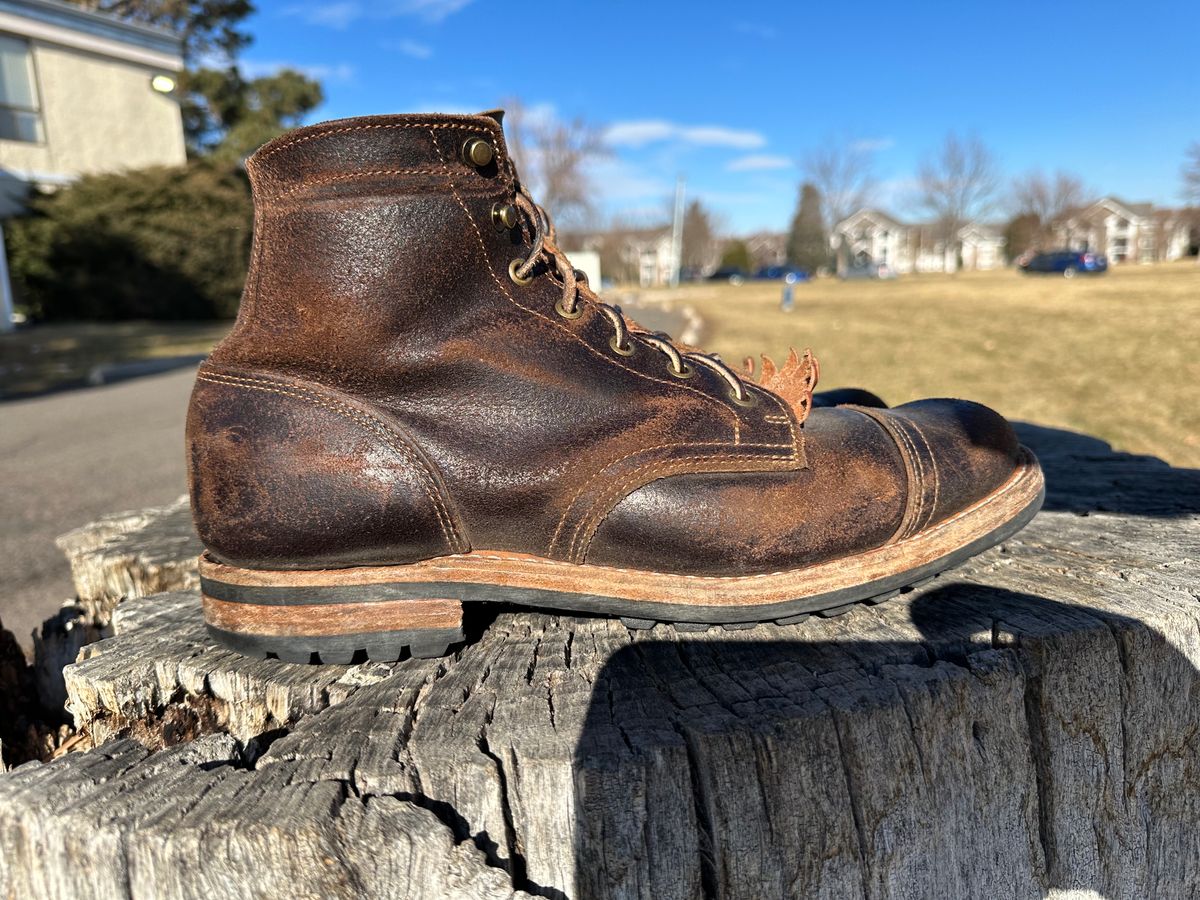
[2,423,1198,899]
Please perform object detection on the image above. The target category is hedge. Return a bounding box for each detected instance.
[5,163,252,321]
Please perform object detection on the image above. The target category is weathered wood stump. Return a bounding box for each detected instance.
[1,423,1198,899]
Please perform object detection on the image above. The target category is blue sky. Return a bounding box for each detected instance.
[242,0,1198,233]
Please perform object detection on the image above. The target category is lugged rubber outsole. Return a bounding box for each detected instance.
[200,448,1045,664]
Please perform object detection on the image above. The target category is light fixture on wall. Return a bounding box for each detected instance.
[150,74,177,94]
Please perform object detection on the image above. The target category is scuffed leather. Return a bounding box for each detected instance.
[587,400,1019,574]
[186,112,1023,574]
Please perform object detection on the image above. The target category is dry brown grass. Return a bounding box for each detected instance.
[633,261,1200,468]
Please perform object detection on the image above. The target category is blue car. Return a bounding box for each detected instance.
[1019,250,1107,278]
[754,265,810,283]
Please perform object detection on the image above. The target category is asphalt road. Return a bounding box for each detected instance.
[0,367,195,653]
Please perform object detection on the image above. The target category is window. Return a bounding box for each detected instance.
[0,34,42,143]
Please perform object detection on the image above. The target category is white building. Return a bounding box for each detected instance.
[1053,197,1195,264]
[831,209,1005,275]
[0,0,185,327]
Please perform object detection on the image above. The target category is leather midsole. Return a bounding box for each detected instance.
[200,447,1044,613]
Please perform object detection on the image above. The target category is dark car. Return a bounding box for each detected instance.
[707,267,748,285]
[1019,250,1108,277]
[754,265,810,283]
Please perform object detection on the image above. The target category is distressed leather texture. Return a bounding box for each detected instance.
[186,112,1022,575]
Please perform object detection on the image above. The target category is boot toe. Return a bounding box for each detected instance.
[876,398,1022,533]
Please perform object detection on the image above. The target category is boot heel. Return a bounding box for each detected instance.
[200,567,464,664]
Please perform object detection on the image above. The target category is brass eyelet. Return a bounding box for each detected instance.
[730,388,758,407]
[609,335,635,356]
[462,137,494,168]
[669,363,694,380]
[508,258,534,286]
[555,297,584,320]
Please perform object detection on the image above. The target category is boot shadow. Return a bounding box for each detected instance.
[570,582,1200,899]
[1013,421,1200,517]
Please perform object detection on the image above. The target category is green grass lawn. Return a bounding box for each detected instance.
[0,321,230,400]
[632,261,1200,468]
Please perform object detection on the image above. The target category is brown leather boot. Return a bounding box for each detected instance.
[188,112,1044,663]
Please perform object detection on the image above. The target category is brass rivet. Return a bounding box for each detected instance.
[462,137,494,167]
[492,202,518,230]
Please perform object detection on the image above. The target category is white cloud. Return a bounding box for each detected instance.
[398,0,475,22]
[727,154,792,172]
[734,21,778,39]
[284,0,474,29]
[604,119,766,150]
[850,137,896,153]
[588,157,673,202]
[285,1,361,28]
[391,39,433,59]
[240,59,356,82]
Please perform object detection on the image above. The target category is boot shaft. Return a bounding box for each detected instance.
[213,112,521,388]
[191,113,807,569]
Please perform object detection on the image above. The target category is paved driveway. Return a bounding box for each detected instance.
[0,368,195,652]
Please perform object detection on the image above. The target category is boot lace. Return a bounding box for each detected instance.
[509,183,753,405]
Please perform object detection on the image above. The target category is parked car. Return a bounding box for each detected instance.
[840,262,896,280]
[707,267,748,285]
[754,265,810,284]
[1019,250,1108,277]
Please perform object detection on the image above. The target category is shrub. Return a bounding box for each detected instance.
[5,163,252,321]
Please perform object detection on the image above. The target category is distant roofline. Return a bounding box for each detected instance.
[0,0,183,69]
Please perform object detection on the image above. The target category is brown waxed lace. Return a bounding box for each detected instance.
[509,183,752,403]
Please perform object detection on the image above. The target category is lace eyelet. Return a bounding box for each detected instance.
[669,363,694,380]
[508,258,534,286]
[730,388,758,407]
[609,335,635,356]
[555,297,584,320]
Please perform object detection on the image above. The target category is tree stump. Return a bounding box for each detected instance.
[2,423,1199,899]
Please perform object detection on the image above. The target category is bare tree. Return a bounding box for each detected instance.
[917,132,1000,248]
[1010,169,1089,247]
[503,99,608,229]
[802,137,877,231]
[1184,142,1200,205]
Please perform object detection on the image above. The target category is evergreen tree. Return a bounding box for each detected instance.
[786,183,828,272]
[719,239,752,272]
[680,200,715,272]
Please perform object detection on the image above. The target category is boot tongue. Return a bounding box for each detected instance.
[478,109,505,127]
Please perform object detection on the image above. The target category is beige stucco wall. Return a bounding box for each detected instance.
[0,38,185,181]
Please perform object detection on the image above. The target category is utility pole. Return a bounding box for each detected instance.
[669,175,685,288]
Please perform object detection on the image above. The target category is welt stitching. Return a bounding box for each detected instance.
[547,440,793,555]
[197,371,462,553]
[568,451,801,561]
[428,128,745,435]
[256,120,503,163]
[406,453,1034,580]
